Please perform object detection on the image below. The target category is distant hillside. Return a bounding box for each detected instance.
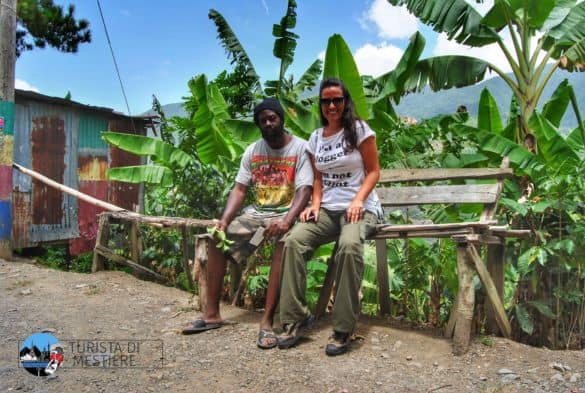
[147,68,585,132]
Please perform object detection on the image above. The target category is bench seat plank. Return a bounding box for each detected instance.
[377,184,501,205]
[379,168,513,183]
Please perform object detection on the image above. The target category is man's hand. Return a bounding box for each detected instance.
[215,219,228,232]
[264,219,291,238]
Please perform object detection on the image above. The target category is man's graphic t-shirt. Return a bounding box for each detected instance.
[307,121,381,215]
[235,134,313,215]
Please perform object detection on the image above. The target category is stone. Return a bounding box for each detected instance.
[380,353,389,359]
[406,355,413,361]
[19,289,31,295]
[550,373,564,383]
[570,373,581,383]
[501,374,519,384]
[392,340,402,351]
[479,376,487,381]
[497,368,515,375]
[75,284,88,289]
[370,337,380,344]
[433,362,439,367]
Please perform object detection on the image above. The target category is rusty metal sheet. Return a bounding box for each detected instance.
[69,180,108,255]
[14,101,79,244]
[107,118,144,211]
[11,191,31,248]
[31,116,66,225]
[0,165,11,199]
[78,156,108,181]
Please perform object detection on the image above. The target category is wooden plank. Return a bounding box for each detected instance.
[444,296,458,338]
[466,244,512,339]
[379,168,513,183]
[489,228,531,238]
[370,229,473,239]
[375,239,391,316]
[453,244,475,355]
[92,215,110,272]
[486,243,505,335]
[376,221,495,232]
[376,184,500,206]
[106,211,214,229]
[94,245,167,283]
[315,243,338,319]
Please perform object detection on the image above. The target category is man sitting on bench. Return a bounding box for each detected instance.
[182,98,312,349]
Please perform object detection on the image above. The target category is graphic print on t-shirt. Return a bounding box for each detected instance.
[250,155,298,211]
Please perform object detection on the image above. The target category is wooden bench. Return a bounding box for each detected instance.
[313,158,530,355]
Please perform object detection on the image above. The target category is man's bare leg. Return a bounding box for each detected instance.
[201,238,227,323]
[259,241,283,331]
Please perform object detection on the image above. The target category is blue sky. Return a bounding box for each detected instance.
[16,0,501,115]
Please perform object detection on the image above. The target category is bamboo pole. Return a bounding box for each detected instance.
[13,163,127,212]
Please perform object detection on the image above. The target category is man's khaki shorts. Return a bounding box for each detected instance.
[225,212,286,264]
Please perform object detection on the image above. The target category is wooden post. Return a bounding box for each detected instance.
[180,225,194,288]
[486,241,505,335]
[444,296,459,338]
[453,243,475,355]
[130,221,142,264]
[467,243,512,339]
[92,215,110,272]
[375,239,391,316]
[193,235,209,312]
[315,243,338,319]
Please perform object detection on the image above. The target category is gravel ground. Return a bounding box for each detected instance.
[1,258,584,393]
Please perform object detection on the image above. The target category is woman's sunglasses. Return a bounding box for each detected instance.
[320,97,345,106]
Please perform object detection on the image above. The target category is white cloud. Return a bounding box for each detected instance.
[260,0,269,15]
[354,43,403,77]
[317,50,326,61]
[360,0,418,40]
[15,79,39,92]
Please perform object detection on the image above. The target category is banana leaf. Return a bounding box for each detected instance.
[101,132,193,168]
[107,165,174,187]
[541,1,585,70]
[273,0,299,89]
[279,95,320,138]
[541,79,571,128]
[482,0,556,31]
[387,0,499,46]
[478,88,503,134]
[292,59,322,98]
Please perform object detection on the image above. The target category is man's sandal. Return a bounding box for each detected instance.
[277,315,313,349]
[256,329,278,349]
[181,318,223,335]
[325,331,350,356]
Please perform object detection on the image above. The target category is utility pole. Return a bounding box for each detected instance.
[0,0,16,259]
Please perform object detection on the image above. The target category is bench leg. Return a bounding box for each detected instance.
[375,239,391,316]
[315,243,338,320]
[92,215,110,272]
[193,235,209,312]
[453,243,475,355]
[486,242,505,335]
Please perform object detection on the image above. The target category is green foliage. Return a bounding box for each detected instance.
[16,0,91,57]
[207,227,235,252]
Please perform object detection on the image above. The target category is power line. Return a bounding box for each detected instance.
[96,0,135,132]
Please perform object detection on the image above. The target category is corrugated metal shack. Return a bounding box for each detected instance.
[8,89,154,255]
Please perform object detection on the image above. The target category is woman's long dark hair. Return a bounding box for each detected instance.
[319,77,362,151]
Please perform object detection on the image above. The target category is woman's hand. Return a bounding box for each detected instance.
[346,200,364,224]
[300,206,319,223]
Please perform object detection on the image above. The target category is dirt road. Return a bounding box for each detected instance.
[1,259,584,392]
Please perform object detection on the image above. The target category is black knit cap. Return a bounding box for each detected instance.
[253,98,285,126]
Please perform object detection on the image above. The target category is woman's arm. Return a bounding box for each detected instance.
[347,136,380,223]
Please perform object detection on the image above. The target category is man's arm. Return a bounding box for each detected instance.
[264,185,312,237]
[216,182,247,231]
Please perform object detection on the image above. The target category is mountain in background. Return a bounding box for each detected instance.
[147,68,584,132]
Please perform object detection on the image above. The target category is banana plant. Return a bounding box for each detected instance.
[387,0,585,143]
[102,132,194,187]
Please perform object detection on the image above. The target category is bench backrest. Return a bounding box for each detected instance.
[375,166,513,222]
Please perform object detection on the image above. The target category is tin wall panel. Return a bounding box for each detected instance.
[78,156,108,181]
[69,180,108,255]
[0,200,11,239]
[31,116,65,224]
[15,101,79,243]
[11,191,31,248]
[79,114,108,150]
[0,165,11,199]
[108,118,144,211]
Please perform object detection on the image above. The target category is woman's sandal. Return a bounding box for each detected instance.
[256,329,278,349]
[277,315,313,349]
[325,331,350,356]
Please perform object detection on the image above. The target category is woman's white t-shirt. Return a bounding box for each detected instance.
[306,121,381,215]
